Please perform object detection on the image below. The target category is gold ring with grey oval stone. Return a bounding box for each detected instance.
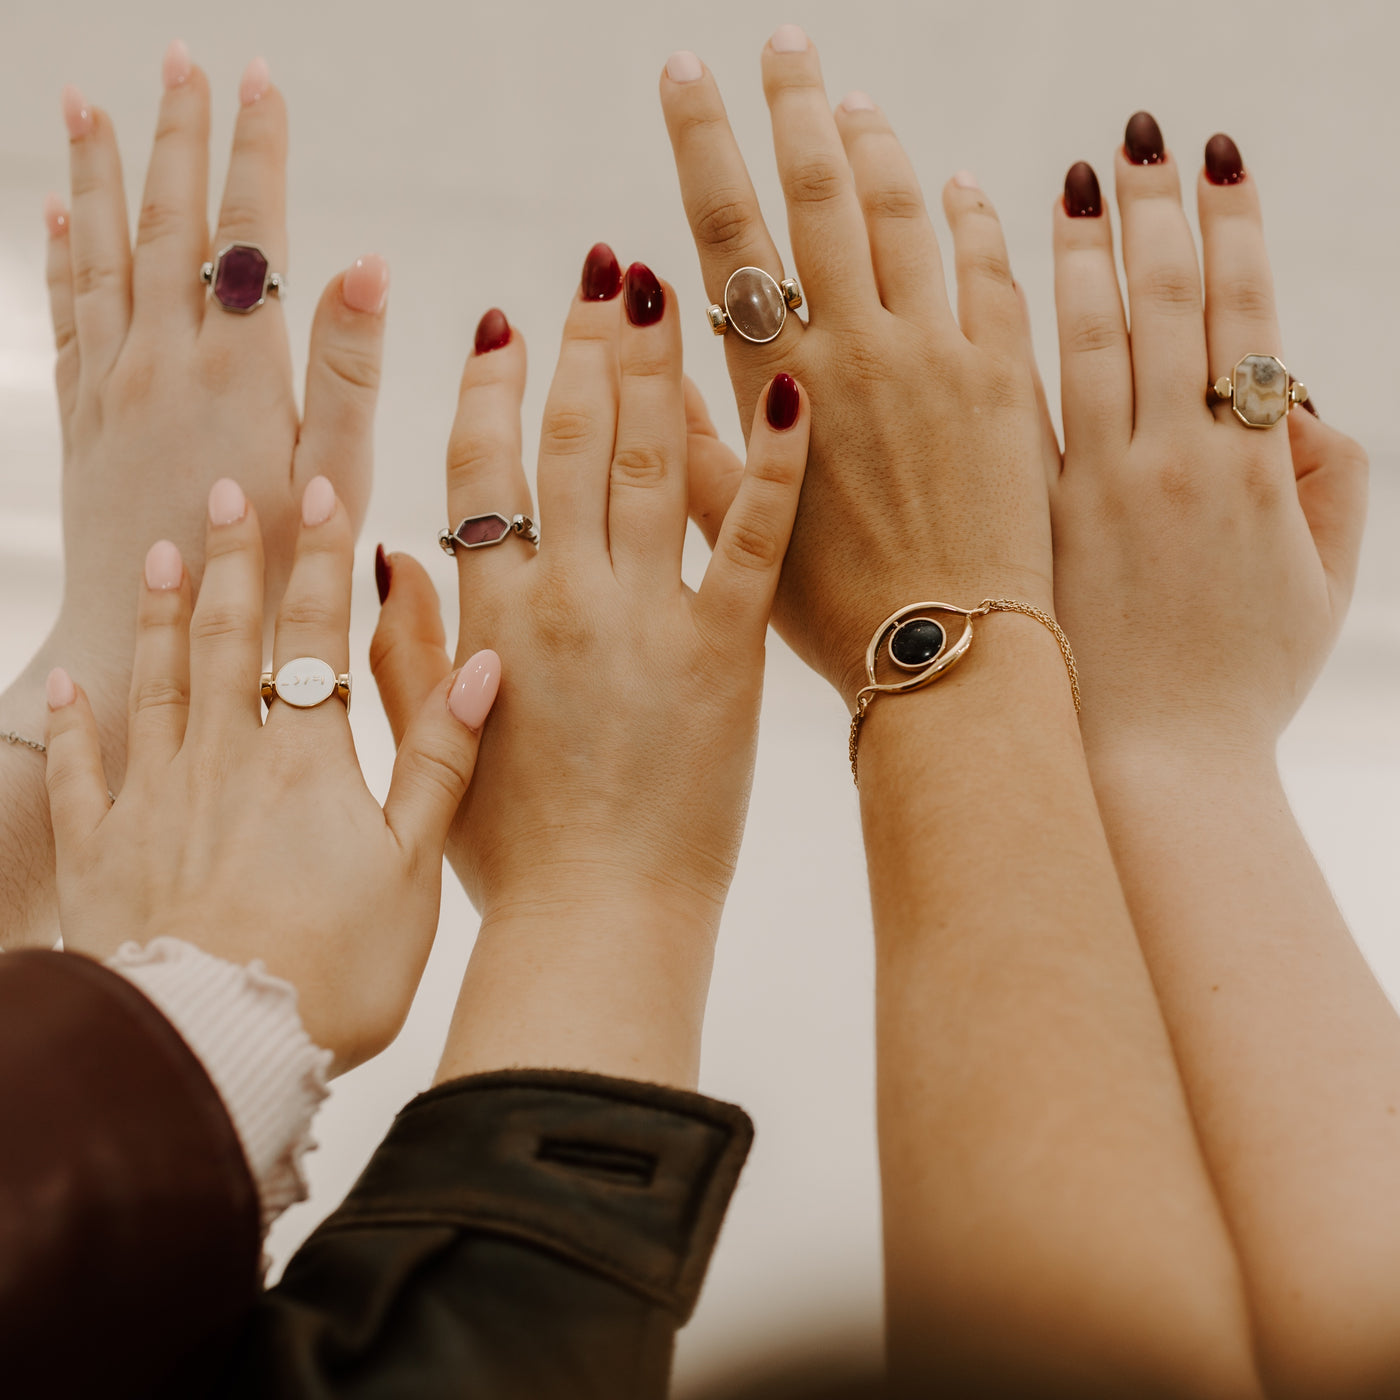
[707,267,803,344]
[261,658,352,714]
[1209,354,1308,428]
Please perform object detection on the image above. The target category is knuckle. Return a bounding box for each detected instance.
[960,247,1014,290]
[784,158,847,208]
[446,430,512,486]
[722,519,782,574]
[1140,265,1202,313]
[1237,450,1285,512]
[277,596,341,635]
[70,258,125,301]
[405,744,467,810]
[131,675,190,719]
[861,184,926,224]
[690,188,760,258]
[104,354,158,409]
[611,440,671,489]
[1064,310,1127,358]
[214,196,269,241]
[540,401,601,457]
[190,603,258,649]
[318,342,381,395]
[134,198,188,250]
[1152,458,1205,510]
[1211,276,1274,322]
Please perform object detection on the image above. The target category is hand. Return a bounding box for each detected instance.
[1050,117,1368,761]
[659,32,1059,705]
[44,477,497,1073]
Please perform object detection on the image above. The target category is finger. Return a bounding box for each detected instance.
[295,255,390,537]
[1015,282,1063,489]
[697,372,809,641]
[131,42,210,331]
[1115,111,1210,430]
[659,51,797,419]
[383,650,499,862]
[187,479,265,739]
[1290,409,1369,612]
[44,195,79,442]
[442,305,534,575]
[44,668,110,850]
[1053,162,1132,462]
[683,374,744,548]
[609,266,688,585]
[127,541,193,772]
[61,85,132,382]
[833,91,952,326]
[941,171,1022,353]
[369,549,452,748]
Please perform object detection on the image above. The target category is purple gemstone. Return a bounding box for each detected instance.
[213,244,269,311]
[459,514,511,546]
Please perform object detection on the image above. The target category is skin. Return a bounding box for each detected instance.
[1051,129,1383,1398]
[0,46,386,948]
[44,477,494,1076]
[370,256,810,1090]
[659,31,1262,1398]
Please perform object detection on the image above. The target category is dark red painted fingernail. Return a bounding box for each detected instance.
[623,262,664,326]
[1124,111,1165,165]
[766,373,800,431]
[1063,161,1102,217]
[474,307,511,355]
[375,543,391,604]
[1301,396,1319,418]
[581,242,623,301]
[1204,133,1245,185]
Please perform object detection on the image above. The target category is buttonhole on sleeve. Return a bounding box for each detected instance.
[536,1137,658,1188]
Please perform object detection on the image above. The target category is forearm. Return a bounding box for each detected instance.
[859,622,1258,1396]
[1092,741,1400,1398]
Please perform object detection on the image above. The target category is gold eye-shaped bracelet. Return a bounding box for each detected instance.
[847,599,1081,786]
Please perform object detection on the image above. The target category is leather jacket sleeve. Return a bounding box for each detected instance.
[218,1068,754,1399]
[0,949,261,1400]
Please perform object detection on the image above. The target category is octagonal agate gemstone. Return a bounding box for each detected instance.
[890,617,945,669]
[724,267,786,343]
[213,244,270,311]
[274,657,336,708]
[1231,354,1289,427]
[457,514,511,546]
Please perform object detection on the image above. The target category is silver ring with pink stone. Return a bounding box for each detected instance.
[706,266,803,344]
[1209,354,1308,428]
[201,242,285,313]
[438,512,540,556]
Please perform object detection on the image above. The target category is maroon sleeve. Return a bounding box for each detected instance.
[0,949,261,1399]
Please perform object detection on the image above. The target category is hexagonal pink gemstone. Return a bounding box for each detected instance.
[214,244,269,311]
[459,514,511,546]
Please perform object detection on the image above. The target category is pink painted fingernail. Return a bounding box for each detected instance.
[666,50,703,83]
[239,56,270,106]
[953,170,980,189]
[302,475,336,527]
[61,85,93,140]
[448,650,501,731]
[208,477,247,525]
[46,667,76,710]
[342,254,389,314]
[770,23,808,52]
[162,39,192,90]
[840,90,876,112]
[144,540,183,591]
[43,194,68,238]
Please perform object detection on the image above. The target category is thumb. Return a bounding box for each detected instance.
[369,548,453,746]
[684,374,746,549]
[1289,406,1369,613]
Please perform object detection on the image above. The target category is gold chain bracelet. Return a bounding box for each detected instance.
[848,598,1080,786]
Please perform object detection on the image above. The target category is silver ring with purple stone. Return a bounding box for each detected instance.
[201,242,285,314]
[438,512,540,556]
[706,267,803,344]
[1208,354,1308,429]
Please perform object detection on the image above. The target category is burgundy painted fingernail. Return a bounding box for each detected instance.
[623,262,664,326]
[581,242,623,301]
[1301,396,1319,418]
[1204,133,1245,185]
[1063,161,1102,217]
[766,373,800,431]
[1124,111,1165,165]
[474,307,511,355]
[375,544,391,604]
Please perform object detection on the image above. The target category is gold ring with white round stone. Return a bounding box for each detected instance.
[1209,353,1308,428]
[261,658,352,714]
[706,267,803,344]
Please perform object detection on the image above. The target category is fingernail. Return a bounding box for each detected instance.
[302,475,336,527]
[449,650,502,731]
[581,242,623,301]
[144,540,183,591]
[1063,161,1102,217]
[208,478,247,526]
[375,543,391,604]
[239,56,270,106]
[1124,111,1165,165]
[342,253,389,314]
[61,85,93,140]
[952,169,980,190]
[43,194,68,238]
[770,23,808,52]
[666,50,703,83]
[474,307,511,355]
[162,39,191,90]
[624,262,664,326]
[46,667,76,710]
[839,90,876,113]
[766,373,800,431]
[1301,396,1319,418]
[1204,133,1245,186]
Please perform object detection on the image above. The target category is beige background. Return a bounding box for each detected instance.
[1,0,1396,1388]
